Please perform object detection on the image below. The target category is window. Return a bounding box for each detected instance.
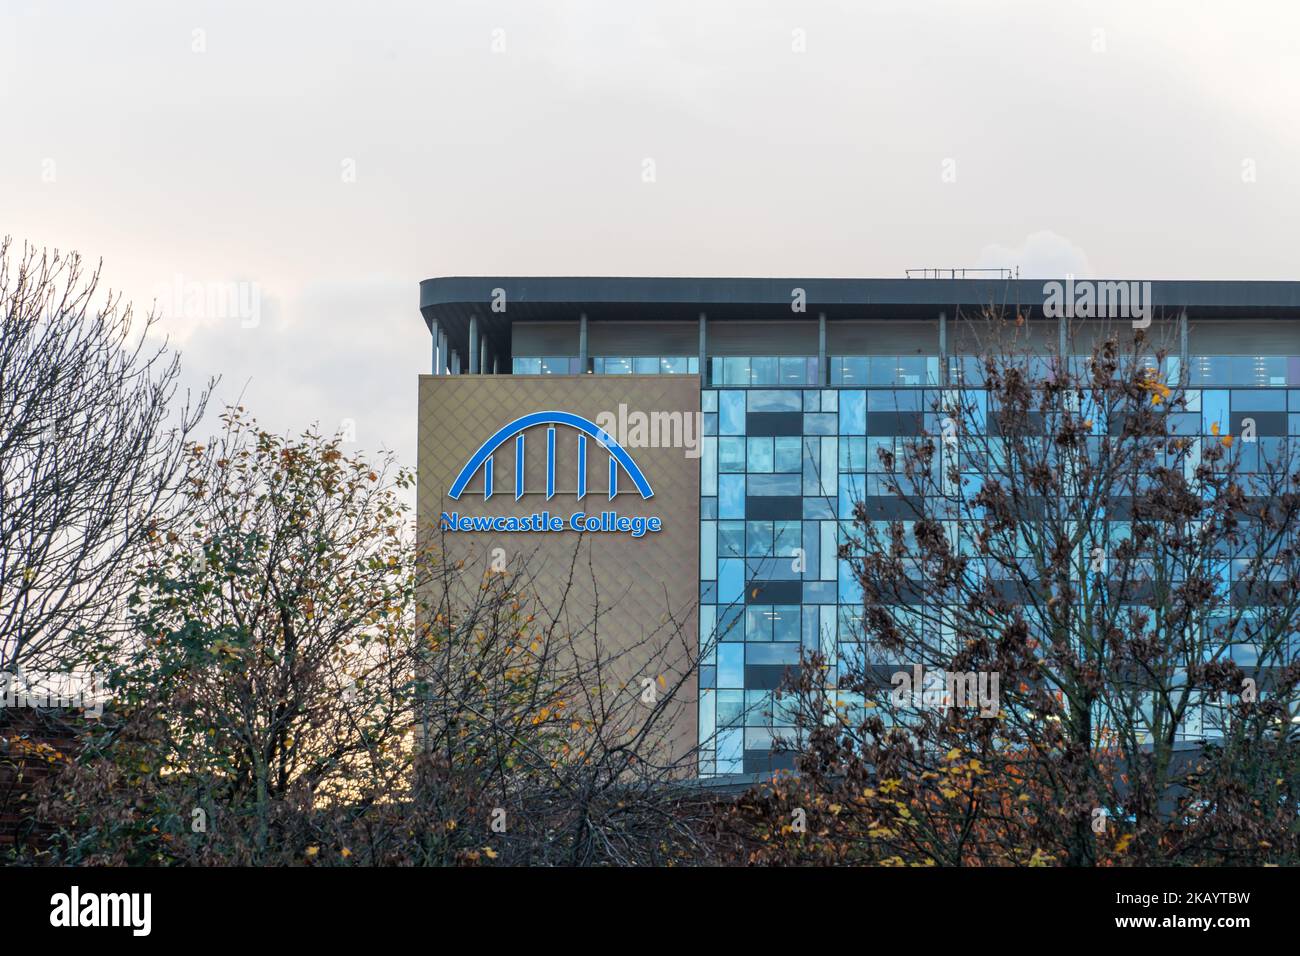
[591,355,698,375]
[711,356,817,387]
[512,356,580,374]
[697,351,1300,771]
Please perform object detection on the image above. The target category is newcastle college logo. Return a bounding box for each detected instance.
[441,411,662,538]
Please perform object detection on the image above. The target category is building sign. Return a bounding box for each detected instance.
[441,411,663,537]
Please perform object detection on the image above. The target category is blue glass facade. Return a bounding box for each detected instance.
[510,344,1300,775]
[694,352,1300,776]
[696,357,945,775]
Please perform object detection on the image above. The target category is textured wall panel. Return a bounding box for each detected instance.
[417,374,701,768]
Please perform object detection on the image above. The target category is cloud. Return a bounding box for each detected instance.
[171,275,427,473]
[976,231,1094,280]
[7,0,1300,486]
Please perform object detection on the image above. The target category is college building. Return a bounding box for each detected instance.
[416,276,1300,777]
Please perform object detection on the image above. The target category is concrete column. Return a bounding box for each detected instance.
[451,350,461,375]
[468,316,480,374]
[430,320,440,375]
[698,313,707,383]
[938,312,947,386]
[578,312,588,372]
[1179,310,1189,385]
[480,336,488,376]
[438,329,449,374]
[818,312,827,386]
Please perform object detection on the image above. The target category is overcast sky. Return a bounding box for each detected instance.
[3,0,1298,469]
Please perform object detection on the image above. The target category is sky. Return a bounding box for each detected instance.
[3,0,1299,471]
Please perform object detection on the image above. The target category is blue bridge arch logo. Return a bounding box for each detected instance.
[442,411,662,538]
[449,410,653,501]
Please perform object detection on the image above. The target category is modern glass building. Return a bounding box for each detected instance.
[417,276,1300,777]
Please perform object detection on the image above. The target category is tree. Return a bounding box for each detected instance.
[22,408,713,866]
[46,407,416,864]
[0,238,208,673]
[410,533,709,865]
[723,310,1300,866]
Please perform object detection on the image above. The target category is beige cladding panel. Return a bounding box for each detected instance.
[827,320,938,354]
[417,373,701,761]
[588,321,698,355]
[707,320,817,355]
[510,322,580,356]
[949,316,1182,356]
[1189,320,1300,355]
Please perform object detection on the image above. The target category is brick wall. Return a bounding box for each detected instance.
[0,709,89,855]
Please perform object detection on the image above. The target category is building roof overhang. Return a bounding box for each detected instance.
[419,275,1300,365]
